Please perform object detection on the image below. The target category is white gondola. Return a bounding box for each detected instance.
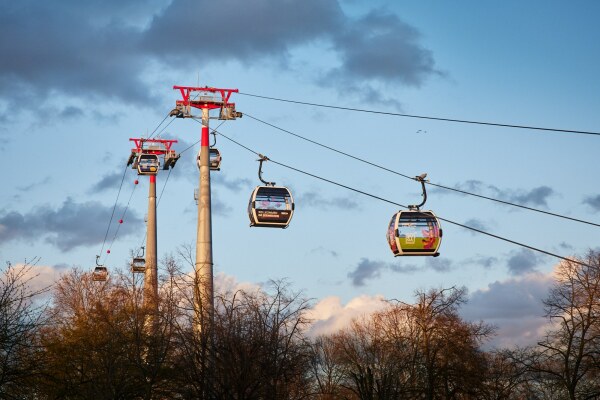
[197,148,222,171]
[92,266,108,282]
[248,156,294,228]
[130,257,146,273]
[137,154,160,175]
[248,186,294,228]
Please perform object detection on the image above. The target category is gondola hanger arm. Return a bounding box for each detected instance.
[408,173,428,211]
[257,154,275,186]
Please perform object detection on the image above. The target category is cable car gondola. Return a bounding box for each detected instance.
[130,247,146,273]
[92,256,108,282]
[131,258,145,273]
[197,148,222,171]
[387,210,442,256]
[92,266,108,281]
[248,155,294,228]
[137,154,160,175]
[386,174,442,257]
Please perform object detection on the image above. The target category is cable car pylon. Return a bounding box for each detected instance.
[172,85,241,336]
[127,138,179,317]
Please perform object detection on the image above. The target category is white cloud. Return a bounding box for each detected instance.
[305,294,387,337]
[461,271,554,348]
[7,263,65,301]
[214,271,261,295]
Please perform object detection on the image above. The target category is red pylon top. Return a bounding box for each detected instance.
[173,85,238,110]
[129,138,177,154]
[127,138,180,171]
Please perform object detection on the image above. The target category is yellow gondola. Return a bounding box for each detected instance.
[386,174,442,257]
[387,210,442,256]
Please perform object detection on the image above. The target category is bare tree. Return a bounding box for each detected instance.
[307,335,347,399]
[479,349,532,400]
[392,287,493,399]
[0,259,48,399]
[530,250,600,400]
[38,265,181,399]
[172,278,313,400]
[313,287,493,400]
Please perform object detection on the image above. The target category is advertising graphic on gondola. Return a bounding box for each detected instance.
[388,211,442,256]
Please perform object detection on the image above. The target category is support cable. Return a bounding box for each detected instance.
[212,127,590,268]
[149,116,176,140]
[103,177,138,265]
[98,108,175,264]
[238,92,600,136]
[179,120,227,155]
[98,164,129,257]
[148,111,173,140]
[158,168,172,206]
[244,113,600,228]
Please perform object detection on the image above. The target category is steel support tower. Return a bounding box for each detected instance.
[172,85,240,334]
[127,138,179,315]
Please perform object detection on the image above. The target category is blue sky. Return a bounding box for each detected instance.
[1,0,599,346]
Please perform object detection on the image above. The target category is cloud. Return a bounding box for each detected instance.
[0,1,439,116]
[11,262,64,296]
[464,254,498,268]
[88,170,125,193]
[214,271,261,296]
[212,174,252,192]
[348,257,448,286]
[306,294,387,337]
[389,263,419,273]
[212,196,233,217]
[558,242,574,250]
[0,198,143,251]
[16,176,51,192]
[433,180,555,208]
[297,191,359,211]
[142,0,344,64]
[508,186,554,208]
[348,258,386,287]
[461,273,554,348]
[0,1,155,114]
[325,9,439,88]
[425,257,452,272]
[309,246,339,258]
[583,194,600,212]
[58,105,85,119]
[463,218,489,233]
[307,272,556,347]
[506,248,545,276]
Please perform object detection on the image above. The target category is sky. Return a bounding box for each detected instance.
[1,0,600,348]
